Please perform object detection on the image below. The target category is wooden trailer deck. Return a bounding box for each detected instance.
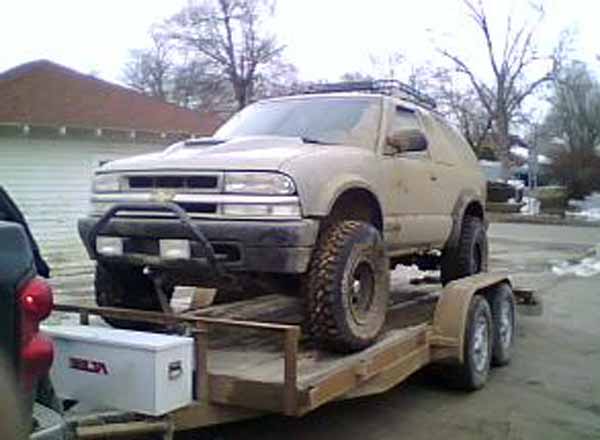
[52,273,537,438]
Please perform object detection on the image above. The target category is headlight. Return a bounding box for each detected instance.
[224,172,296,195]
[92,174,121,193]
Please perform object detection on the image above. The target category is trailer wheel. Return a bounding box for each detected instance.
[441,216,488,285]
[95,264,173,331]
[489,283,516,367]
[305,221,389,353]
[448,295,493,390]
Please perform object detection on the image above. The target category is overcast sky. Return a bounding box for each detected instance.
[1,0,598,85]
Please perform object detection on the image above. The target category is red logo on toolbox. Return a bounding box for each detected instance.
[69,357,109,375]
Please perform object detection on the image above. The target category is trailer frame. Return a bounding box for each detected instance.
[51,273,538,439]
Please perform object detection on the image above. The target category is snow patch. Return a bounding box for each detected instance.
[391,264,437,285]
[520,197,540,215]
[552,245,600,278]
[566,193,600,221]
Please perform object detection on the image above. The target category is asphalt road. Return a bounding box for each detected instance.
[177,223,600,440]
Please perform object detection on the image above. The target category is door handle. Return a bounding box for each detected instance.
[430,175,438,182]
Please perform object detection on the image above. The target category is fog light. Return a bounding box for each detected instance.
[222,204,270,217]
[221,203,301,218]
[160,239,191,259]
[96,236,123,256]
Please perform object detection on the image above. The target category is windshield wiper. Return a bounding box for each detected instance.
[300,137,333,145]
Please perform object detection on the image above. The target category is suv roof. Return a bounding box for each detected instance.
[263,80,437,115]
[304,80,437,110]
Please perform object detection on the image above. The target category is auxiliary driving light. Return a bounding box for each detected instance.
[159,239,191,260]
[96,236,123,256]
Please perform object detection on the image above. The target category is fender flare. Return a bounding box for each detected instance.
[431,273,512,363]
[445,190,486,250]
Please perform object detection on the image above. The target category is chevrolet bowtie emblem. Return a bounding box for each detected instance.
[152,190,176,203]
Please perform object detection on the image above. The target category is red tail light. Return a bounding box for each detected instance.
[19,277,54,392]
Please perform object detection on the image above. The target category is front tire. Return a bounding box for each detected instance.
[305,221,390,353]
[441,216,488,285]
[95,263,173,331]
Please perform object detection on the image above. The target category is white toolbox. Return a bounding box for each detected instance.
[43,325,194,416]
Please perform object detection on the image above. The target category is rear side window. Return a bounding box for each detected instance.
[436,117,479,166]
[387,106,422,135]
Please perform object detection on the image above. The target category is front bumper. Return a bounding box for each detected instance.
[79,215,319,274]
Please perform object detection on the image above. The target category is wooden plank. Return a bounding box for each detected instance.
[207,374,308,414]
[172,402,264,431]
[303,325,429,412]
[342,345,431,399]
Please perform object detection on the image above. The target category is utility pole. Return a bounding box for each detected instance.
[528,125,539,191]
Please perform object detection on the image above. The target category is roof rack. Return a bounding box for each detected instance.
[304,79,437,110]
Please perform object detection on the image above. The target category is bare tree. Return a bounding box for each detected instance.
[123,31,174,100]
[430,68,492,154]
[541,62,600,197]
[167,0,284,109]
[439,0,562,176]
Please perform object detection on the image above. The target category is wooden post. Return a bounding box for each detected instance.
[283,327,300,415]
[79,311,90,325]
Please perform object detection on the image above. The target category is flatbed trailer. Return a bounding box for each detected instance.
[51,273,539,439]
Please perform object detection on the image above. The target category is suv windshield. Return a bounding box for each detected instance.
[214,97,381,148]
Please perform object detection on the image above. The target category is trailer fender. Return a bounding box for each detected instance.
[430,273,511,363]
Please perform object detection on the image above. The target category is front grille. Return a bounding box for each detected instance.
[128,175,219,191]
[116,202,217,219]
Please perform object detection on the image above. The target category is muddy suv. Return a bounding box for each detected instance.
[79,80,487,352]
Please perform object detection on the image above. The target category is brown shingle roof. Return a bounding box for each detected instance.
[0,60,224,135]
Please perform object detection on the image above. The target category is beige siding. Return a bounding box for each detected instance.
[0,137,164,296]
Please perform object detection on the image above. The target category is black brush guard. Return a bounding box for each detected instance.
[87,202,225,279]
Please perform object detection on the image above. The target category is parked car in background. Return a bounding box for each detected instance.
[479,160,525,204]
[0,186,69,439]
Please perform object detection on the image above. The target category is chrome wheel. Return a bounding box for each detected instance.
[472,313,490,372]
[498,297,513,349]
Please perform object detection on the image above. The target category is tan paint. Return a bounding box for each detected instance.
[97,93,485,258]
[431,273,511,363]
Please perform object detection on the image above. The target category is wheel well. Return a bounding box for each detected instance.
[326,189,383,231]
[464,201,484,220]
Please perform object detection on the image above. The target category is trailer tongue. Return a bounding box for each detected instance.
[46,273,538,439]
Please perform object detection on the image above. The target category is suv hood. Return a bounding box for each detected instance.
[100,136,317,172]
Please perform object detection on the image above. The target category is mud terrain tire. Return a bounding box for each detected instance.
[305,221,389,353]
[441,216,488,285]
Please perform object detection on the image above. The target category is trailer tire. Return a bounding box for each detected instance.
[447,295,492,390]
[441,216,488,286]
[95,263,173,331]
[305,221,389,353]
[490,283,516,367]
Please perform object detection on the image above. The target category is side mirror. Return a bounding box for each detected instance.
[386,129,428,153]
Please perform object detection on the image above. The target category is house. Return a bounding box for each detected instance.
[0,60,224,294]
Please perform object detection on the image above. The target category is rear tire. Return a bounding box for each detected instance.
[444,295,493,390]
[95,263,173,331]
[490,283,516,367]
[305,221,389,353]
[441,216,488,285]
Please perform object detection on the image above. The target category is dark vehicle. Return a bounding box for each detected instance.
[0,186,68,439]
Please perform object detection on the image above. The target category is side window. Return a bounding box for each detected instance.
[387,106,421,135]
